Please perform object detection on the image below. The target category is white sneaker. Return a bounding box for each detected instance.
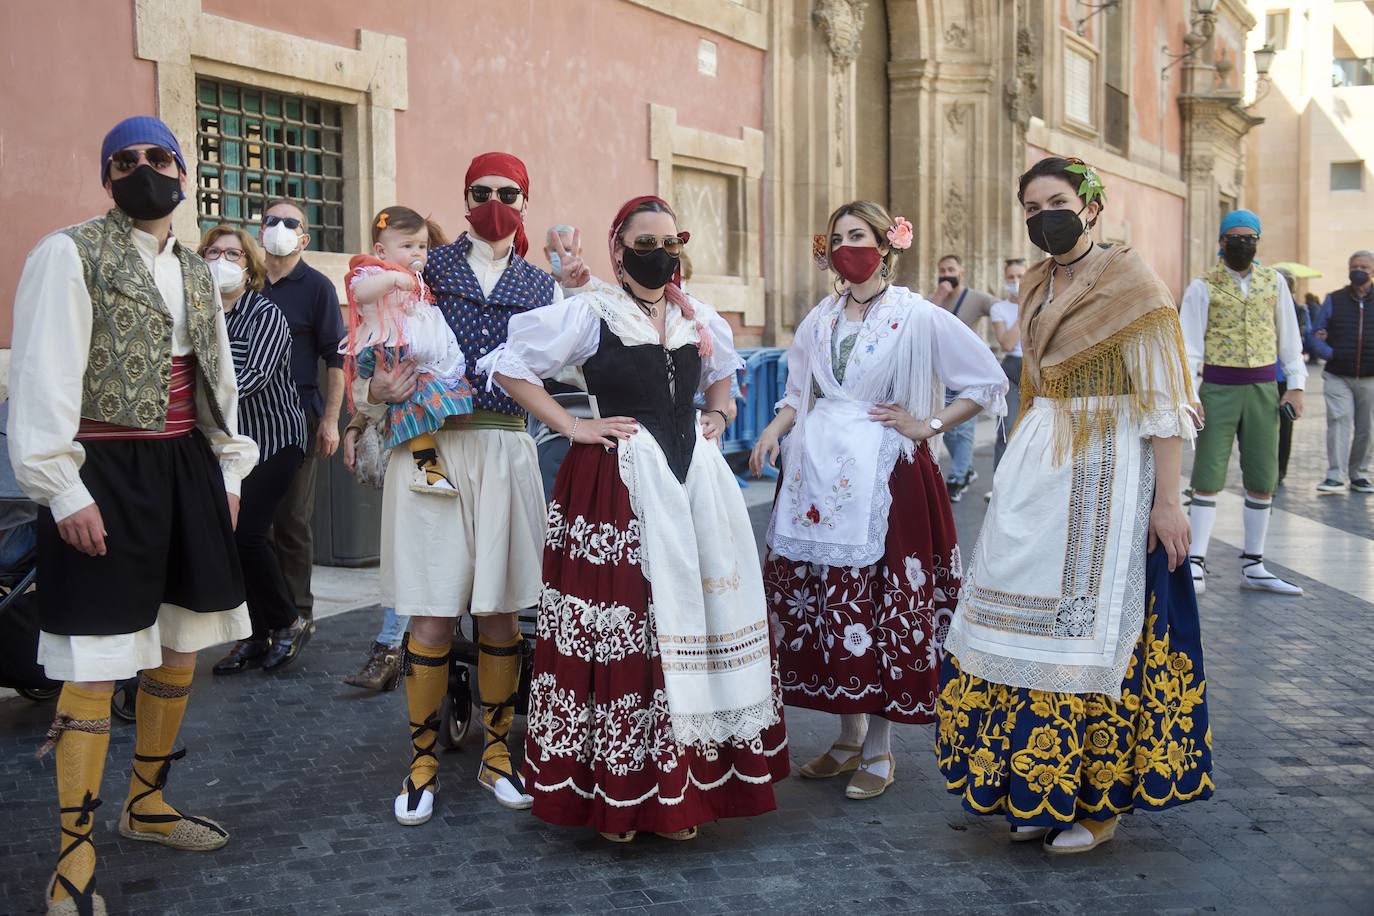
[1240,556,1303,596]
[394,776,438,826]
[1188,556,1206,595]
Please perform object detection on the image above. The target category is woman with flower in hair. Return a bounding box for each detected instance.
[937,157,1213,853]
[478,195,787,842]
[750,200,1006,801]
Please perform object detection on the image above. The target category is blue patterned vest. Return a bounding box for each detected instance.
[424,234,558,417]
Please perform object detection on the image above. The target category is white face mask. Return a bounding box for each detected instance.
[209,258,245,293]
[262,222,300,257]
[1004,280,1020,297]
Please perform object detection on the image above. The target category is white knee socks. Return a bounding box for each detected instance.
[1243,495,1272,557]
[1188,496,1217,560]
[826,713,868,764]
[860,716,893,777]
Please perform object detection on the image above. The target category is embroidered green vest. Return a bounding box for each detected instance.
[1203,261,1280,369]
[62,209,228,432]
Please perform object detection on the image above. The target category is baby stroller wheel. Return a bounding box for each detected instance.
[16,685,60,702]
[111,678,138,723]
[437,665,473,750]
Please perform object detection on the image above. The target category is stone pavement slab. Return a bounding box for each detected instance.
[3,421,1373,914]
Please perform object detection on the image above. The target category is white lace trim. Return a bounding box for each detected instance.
[1138,404,1198,444]
[952,382,1008,417]
[766,425,903,567]
[946,444,1153,698]
[663,695,781,750]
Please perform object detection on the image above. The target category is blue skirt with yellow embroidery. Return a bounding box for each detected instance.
[936,546,1213,827]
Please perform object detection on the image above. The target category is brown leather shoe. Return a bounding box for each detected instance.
[844,754,896,799]
[343,642,402,691]
[799,742,863,779]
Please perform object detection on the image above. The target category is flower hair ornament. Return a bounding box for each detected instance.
[812,235,830,271]
[1064,160,1107,207]
[886,217,914,250]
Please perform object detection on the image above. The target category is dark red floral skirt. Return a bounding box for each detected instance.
[525,443,789,834]
[765,444,960,724]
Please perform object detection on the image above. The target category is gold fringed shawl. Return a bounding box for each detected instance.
[1019,245,1193,460]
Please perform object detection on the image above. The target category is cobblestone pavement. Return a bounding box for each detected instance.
[3,413,1373,915]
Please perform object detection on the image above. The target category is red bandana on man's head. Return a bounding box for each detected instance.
[464,152,530,256]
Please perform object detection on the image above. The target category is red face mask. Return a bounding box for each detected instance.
[830,245,882,284]
[467,199,524,244]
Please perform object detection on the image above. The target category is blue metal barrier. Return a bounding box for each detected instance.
[722,347,789,480]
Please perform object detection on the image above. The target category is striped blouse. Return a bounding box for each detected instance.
[224,290,308,463]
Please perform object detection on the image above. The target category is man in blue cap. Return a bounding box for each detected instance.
[9,115,258,914]
[1179,209,1307,596]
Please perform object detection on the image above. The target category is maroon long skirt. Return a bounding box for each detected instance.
[765,443,960,724]
[524,442,789,834]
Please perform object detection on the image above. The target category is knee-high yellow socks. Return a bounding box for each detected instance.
[125,664,194,836]
[478,633,523,784]
[48,683,113,904]
[403,637,449,793]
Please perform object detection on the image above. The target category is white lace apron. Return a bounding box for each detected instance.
[943,395,1154,698]
[767,289,938,567]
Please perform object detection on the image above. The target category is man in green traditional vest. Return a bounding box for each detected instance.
[9,116,258,915]
[1180,209,1307,596]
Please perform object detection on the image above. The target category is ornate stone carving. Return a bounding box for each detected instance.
[944,22,970,49]
[942,185,966,246]
[1004,26,1039,126]
[813,0,868,68]
[945,101,971,132]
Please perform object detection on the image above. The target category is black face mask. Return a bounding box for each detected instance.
[621,246,679,290]
[110,165,182,221]
[939,275,961,289]
[1221,236,1258,272]
[1350,269,1370,288]
[1026,207,1085,256]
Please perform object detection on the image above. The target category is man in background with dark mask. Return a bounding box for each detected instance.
[9,116,258,915]
[1180,209,1307,597]
[928,254,996,501]
[1309,249,1374,494]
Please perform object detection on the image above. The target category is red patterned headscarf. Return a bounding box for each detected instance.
[465,152,531,257]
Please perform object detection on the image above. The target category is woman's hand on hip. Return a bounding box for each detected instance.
[572,416,638,449]
[869,403,927,441]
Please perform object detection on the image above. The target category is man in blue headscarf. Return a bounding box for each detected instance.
[10,115,258,914]
[1178,209,1307,596]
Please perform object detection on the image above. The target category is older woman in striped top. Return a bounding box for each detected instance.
[198,226,311,675]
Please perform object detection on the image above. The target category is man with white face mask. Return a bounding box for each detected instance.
[258,199,345,662]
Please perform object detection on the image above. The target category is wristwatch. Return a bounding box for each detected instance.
[927,416,946,433]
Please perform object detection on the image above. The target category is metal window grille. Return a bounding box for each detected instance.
[195,78,346,252]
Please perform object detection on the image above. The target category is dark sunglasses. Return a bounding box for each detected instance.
[108,147,178,174]
[467,185,523,205]
[627,234,686,256]
[263,215,302,230]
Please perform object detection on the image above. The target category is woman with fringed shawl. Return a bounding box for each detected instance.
[938,157,1214,853]
[478,196,787,843]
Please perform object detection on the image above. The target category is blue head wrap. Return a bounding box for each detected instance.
[100,116,187,181]
[1218,209,1261,239]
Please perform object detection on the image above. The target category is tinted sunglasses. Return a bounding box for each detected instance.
[263,215,303,230]
[108,147,178,174]
[627,234,687,256]
[467,185,523,205]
